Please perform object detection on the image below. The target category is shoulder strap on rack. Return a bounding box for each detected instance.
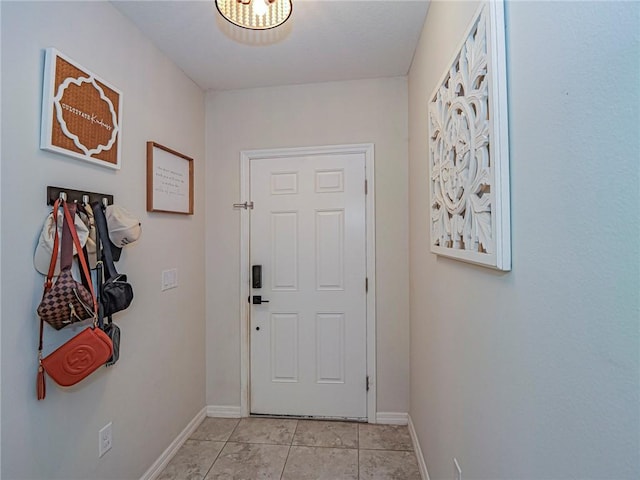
[91,202,119,280]
[60,202,75,271]
[62,202,98,316]
[39,199,61,399]
[75,203,93,292]
[43,199,61,291]
[93,205,109,328]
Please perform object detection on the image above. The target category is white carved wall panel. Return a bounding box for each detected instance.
[271,212,298,290]
[428,1,511,270]
[315,209,345,290]
[270,313,299,382]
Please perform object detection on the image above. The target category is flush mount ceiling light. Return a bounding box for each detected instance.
[215,0,293,30]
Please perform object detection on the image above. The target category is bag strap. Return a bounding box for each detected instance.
[92,202,119,280]
[39,199,61,399]
[75,203,94,292]
[62,201,97,316]
[43,199,61,291]
[96,261,105,329]
[93,207,108,328]
[60,203,75,271]
[40,199,68,363]
[92,202,116,327]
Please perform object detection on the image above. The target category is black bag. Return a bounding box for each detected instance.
[92,201,134,316]
[103,322,121,367]
[96,248,122,367]
[93,201,132,367]
[102,274,133,317]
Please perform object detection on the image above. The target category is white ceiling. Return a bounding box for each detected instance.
[111,0,430,91]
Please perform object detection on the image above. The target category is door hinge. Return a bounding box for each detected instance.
[365,277,368,293]
[364,179,368,195]
[366,375,370,392]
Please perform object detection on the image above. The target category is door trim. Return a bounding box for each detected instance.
[239,143,376,423]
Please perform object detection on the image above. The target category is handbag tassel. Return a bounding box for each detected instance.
[37,364,46,400]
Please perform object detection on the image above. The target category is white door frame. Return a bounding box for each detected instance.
[239,143,376,423]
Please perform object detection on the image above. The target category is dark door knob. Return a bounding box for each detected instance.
[252,295,270,305]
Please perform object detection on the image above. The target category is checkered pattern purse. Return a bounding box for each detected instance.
[36,201,96,330]
[36,269,94,330]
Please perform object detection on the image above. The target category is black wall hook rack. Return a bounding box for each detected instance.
[46,186,114,206]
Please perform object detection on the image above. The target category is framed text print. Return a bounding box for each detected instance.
[40,48,122,169]
[147,142,194,215]
[428,1,511,271]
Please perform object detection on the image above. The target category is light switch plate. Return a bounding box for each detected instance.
[161,268,178,291]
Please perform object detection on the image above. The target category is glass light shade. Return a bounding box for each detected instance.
[215,0,293,30]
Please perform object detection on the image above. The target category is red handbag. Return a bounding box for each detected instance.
[37,200,112,399]
[40,326,113,388]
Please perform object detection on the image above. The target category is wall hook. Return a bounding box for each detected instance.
[47,186,113,207]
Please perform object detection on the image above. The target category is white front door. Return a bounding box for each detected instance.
[249,152,368,418]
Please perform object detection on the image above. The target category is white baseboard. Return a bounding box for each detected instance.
[139,407,207,480]
[207,405,242,418]
[375,412,408,425]
[408,415,430,480]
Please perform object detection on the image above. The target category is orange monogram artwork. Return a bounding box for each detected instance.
[41,48,123,169]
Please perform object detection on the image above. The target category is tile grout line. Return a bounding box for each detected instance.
[279,419,298,480]
[201,440,225,480]
[201,417,241,480]
[357,424,360,480]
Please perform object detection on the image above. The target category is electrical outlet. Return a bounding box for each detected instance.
[454,458,462,480]
[99,422,112,457]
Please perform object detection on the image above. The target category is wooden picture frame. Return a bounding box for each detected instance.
[427,1,511,271]
[41,48,123,169]
[146,142,194,214]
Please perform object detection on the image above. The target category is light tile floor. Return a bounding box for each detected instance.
[158,417,421,480]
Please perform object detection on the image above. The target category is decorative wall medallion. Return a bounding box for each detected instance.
[41,48,122,169]
[428,1,511,270]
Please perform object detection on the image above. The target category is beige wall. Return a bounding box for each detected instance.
[408,1,640,478]
[1,2,206,478]
[205,77,410,414]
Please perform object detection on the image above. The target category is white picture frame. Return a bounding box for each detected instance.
[40,48,123,169]
[428,1,511,271]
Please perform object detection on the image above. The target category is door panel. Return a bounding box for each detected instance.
[271,212,298,290]
[316,210,344,290]
[270,313,298,382]
[316,313,345,383]
[250,153,367,418]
